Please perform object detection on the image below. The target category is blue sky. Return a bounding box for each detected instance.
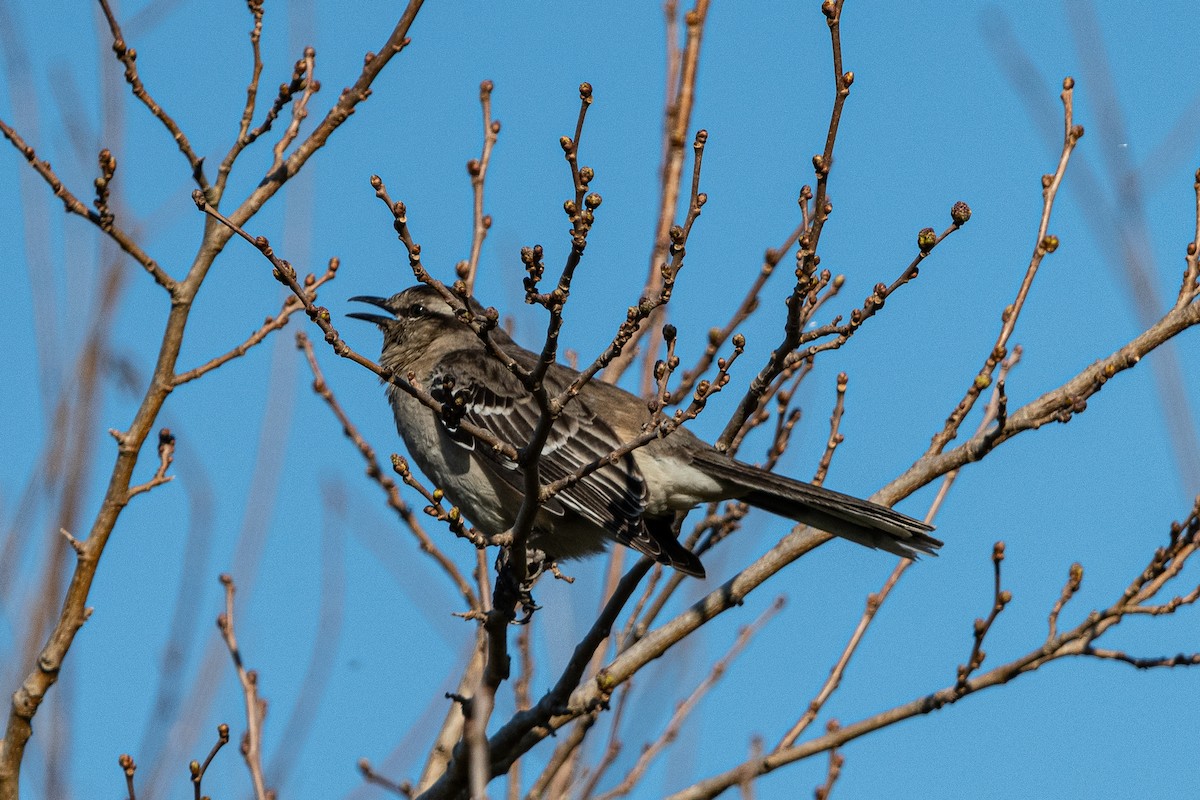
[2,2,1198,799]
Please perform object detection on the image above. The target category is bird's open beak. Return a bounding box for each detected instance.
[347,295,394,326]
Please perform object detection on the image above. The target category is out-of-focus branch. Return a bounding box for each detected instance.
[359,758,414,798]
[572,687,629,799]
[415,631,487,794]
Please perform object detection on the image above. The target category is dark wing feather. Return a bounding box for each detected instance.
[429,350,657,552]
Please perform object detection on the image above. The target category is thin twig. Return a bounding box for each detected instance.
[812,734,843,800]
[595,597,784,800]
[461,80,499,293]
[269,47,318,175]
[812,372,848,486]
[1179,170,1200,307]
[1047,562,1084,642]
[605,0,711,386]
[117,754,136,800]
[930,78,1082,455]
[664,497,1200,800]
[97,0,209,189]
[955,543,1012,694]
[216,575,269,800]
[126,428,175,498]
[174,260,338,385]
[189,724,231,800]
[295,331,478,609]
[0,118,175,291]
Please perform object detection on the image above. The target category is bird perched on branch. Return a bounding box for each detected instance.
[350,284,939,578]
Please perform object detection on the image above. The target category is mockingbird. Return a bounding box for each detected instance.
[350,284,939,578]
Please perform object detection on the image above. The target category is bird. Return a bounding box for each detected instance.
[349,284,940,579]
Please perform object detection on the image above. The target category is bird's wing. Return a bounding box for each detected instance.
[428,350,651,546]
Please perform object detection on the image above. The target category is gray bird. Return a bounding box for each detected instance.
[350,284,939,578]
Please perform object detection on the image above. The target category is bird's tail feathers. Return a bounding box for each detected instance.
[692,452,941,559]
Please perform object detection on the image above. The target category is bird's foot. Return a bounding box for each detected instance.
[494,546,548,623]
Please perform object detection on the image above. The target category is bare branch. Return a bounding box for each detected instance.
[663,497,1200,800]
[460,80,499,293]
[126,428,176,498]
[97,0,208,189]
[189,724,231,800]
[360,758,414,797]
[605,0,711,385]
[295,331,478,609]
[930,78,1082,455]
[594,597,784,800]
[174,260,338,385]
[216,575,269,800]
[0,117,175,291]
[117,754,136,800]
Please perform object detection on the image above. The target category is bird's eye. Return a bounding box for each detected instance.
[404,303,426,318]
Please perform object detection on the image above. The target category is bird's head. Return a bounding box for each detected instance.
[348,284,479,371]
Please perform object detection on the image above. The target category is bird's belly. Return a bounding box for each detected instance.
[633,450,728,515]
[388,388,515,535]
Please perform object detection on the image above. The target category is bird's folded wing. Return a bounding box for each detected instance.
[429,351,651,544]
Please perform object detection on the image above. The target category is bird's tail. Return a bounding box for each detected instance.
[691,451,941,559]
